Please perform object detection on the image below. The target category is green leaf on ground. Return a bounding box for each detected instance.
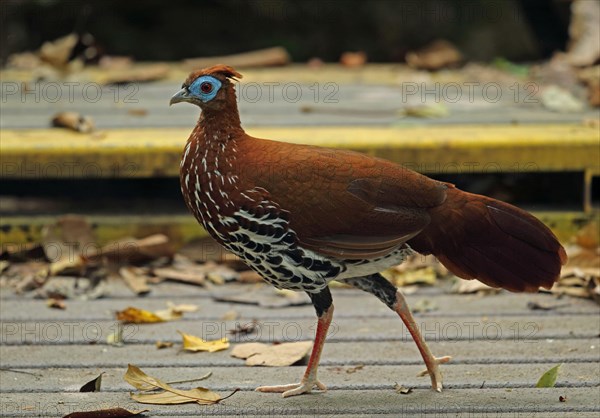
[536,364,561,388]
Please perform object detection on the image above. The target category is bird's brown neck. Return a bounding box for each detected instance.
[197,85,244,142]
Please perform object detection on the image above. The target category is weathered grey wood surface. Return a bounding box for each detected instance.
[1,281,599,417]
[2,81,598,129]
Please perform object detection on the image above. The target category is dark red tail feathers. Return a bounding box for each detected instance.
[408,185,567,292]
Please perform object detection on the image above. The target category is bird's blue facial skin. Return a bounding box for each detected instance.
[188,75,222,102]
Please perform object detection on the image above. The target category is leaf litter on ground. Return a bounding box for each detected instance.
[63,407,149,418]
[178,331,230,352]
[79,372,104,392]
[124,364,236,405]
[231,341,312,366]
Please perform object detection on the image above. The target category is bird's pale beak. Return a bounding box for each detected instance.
[169,88,190,106]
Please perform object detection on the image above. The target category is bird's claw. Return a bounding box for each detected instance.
[417,355,452,392]
[256,379,327,397]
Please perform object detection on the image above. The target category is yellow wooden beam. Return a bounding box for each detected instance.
[1,124,598,179]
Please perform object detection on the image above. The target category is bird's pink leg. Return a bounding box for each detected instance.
[394,290,451,391]
[256,305,333,397]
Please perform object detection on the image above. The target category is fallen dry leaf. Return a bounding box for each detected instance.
[39,33,77,68]
[42,215,95,276]
[237,270,263,283]
[231,341,312,366]
[107,324,124,346]
[229,320,258,336]
[116,307,165,324]
[394,383,413,394]
[178,331,229,352]
[63,407,149,418]
[79,372,104,392]
[124,364,229,405]
[46,298,66,310]
[346,365,364,374]
[166,302,199,313]
[152,267,206,286]
[383,266,437,287]
[155,341,174,349]
[406,39,462,70]
[340,51,367,67]
[127,108,148,117]
[541,85,585,113]
[119,267,151,296]
[88,234,174,264]
[52,112,95,133]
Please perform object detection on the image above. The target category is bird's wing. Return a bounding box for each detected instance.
[236,137,447,260]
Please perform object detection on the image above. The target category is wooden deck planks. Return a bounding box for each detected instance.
[1,283,599,416]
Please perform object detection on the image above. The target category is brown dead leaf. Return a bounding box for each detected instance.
[346,365,364,374]
[124,364,229,405]
[79,372,104,392]
[166,302,199,313]
[229,320,258,336]
[46,298,66,310]
[119,267,151,295]
[88,234,174,264]
[39,33,78,68]
[116,307,165,324]
[574,221,599,249]
[237,270,263,283]
[63,407,149,418]
[178,331,229,352]
[340,51,367,68]
[394,383,413,394]
[406,40,463,70]
[383,266,437,287]
[231,341,312,366]
[42,215,95,276]
[155,341,174,349]
[152,267,205,286]
[127,108,148,117]
[52,112,95,133]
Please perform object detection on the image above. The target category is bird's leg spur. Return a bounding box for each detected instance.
[256,288,333,398]
[345,273,451,391]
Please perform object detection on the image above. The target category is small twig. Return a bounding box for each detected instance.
[217,388,240,403]
[0,368,42,378]
[165,371,212,385]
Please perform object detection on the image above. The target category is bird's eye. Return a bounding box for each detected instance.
[200,82,213,93]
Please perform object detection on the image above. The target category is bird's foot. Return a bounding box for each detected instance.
[255,378,327,398]
[417,355,452,392]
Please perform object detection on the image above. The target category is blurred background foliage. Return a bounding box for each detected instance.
[0,0,571,65]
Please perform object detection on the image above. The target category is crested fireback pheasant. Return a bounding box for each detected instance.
[170,65,567,397]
